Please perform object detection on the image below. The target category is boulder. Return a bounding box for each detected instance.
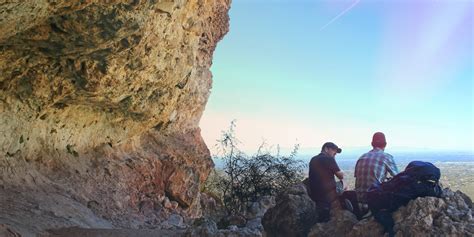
[246,218,264,232]
[393,189,473,236]
[262,183,318,237]
[185,218,219,237]
[159,214,186,230]
[347,218,385,237]
[307,210,386,237]
[200,192,226,223]
[308,210,359,237]
[244,196,276,220]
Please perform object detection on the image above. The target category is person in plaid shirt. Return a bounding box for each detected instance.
[354,132,399,204]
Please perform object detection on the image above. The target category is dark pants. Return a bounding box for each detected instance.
[374,210,395,237]
[339,191,364,219]
[315,190,364,222]
[315,200,331,222]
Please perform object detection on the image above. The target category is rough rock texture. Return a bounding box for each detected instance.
[184,195,275,237]
[392,189,473,236]
[200,192,227,223]
[264,182,473,237]
[308,210,360,237]
[243,196,275,220]
[43,198,271,237]
[308,188,473,237]
[347,217,386,237]
[307,210,386,237]
[0,0,230,235]
[45,227,187,237]
[0,224,22,237]
[184,218,262,237]
[262,183,318,237]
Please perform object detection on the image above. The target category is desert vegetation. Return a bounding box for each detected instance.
[202,121,306,215]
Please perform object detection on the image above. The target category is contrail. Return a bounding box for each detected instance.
[320,0,361,31]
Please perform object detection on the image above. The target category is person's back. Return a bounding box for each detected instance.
[354,132,398,203]
[308,142,344,222]
[309,153,338,204]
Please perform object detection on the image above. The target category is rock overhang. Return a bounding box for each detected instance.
[0,0,230,234]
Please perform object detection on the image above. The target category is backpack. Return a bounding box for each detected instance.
[367,161,443,213]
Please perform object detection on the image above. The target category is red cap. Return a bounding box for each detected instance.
[371,132,387,148]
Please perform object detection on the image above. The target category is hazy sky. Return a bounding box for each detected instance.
[200,0,473,153]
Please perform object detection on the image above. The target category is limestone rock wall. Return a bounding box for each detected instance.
[0,0,230,235]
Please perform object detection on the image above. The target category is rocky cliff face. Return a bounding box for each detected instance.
[0,0,230,235]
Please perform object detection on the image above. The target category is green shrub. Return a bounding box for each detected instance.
[205,121,305,215]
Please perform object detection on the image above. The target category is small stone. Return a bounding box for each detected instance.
[246,218,263,231]
[157,194,165,203]
[163,197,172,209]
[138,200,154,215]
[170,201,179,209]
[228,225,238,231]
[168,214,185,228]
[227,215,246,227]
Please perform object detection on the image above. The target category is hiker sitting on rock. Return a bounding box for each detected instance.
[308,142,346,222]
[354,132,399,215]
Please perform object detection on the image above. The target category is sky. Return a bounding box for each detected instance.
[199,0,474,154]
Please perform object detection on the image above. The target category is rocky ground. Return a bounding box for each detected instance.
[263,183,473,237]
[2,181,472,237]
[1,193,275,237]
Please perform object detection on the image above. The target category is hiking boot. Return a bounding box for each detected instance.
[343,199,354,212]
[361,210,372,219]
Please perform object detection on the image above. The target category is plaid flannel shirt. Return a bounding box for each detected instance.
[354,148,399,203]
